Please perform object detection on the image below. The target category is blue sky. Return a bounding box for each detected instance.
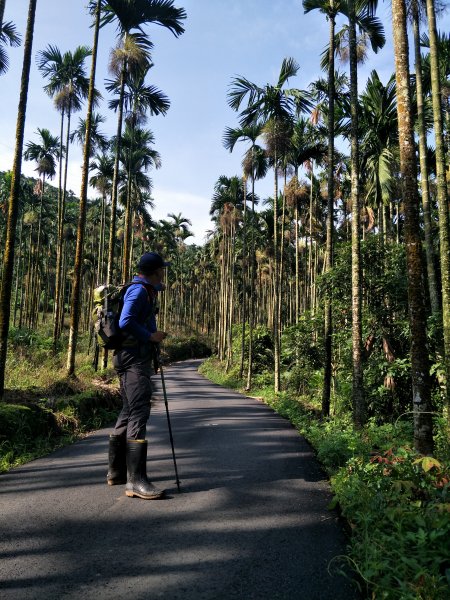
[0,0,408,244]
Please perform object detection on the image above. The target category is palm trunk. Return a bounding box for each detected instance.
[239,176,247,379]
[96,190,106,284]
[0,0,37,398]
[107,53,127,285]
[246,167,256,390]
[322,3,336,417]
[308,164,314,313]
[295,200,300,321]
[13,210,24,326]
[66,0,101,375]
[0,0,5,31]
[425,0,450,413]
[278,171,287,337]
[392,0,433,454]
[122,124,135,282]
[412,1,440,316]
[225,220,235,372]
[348,0,364,426]
[20,224,33,329]
[273,151,280,393]
[53,106,66,349]
[30,175,46,329]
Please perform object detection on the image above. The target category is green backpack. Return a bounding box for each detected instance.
[92,283,133,350]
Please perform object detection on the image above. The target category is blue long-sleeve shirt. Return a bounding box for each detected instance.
[119,276,158,344]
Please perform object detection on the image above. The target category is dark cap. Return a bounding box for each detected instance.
[137,252,170,274]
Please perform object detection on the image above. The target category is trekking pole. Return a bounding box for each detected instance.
[157,351,181,493]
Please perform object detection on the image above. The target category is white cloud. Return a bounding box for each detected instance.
[151,188,214,246]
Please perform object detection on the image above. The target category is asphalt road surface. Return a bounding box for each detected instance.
[0,359,359,600]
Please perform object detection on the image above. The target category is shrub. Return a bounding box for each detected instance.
[164,335,212,362]
[332,448,450,599]
[0,403,57,442]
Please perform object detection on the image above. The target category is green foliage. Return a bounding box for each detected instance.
[320,239,444,420]
[8,325,54,350]
[163,335,212,363]
[333,448,450,599]
[0,403,56,442]
[281,313,323,396]
[230,324,274,372]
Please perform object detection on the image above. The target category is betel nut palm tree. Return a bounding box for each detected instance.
[67,0,186,376]
[423,0,450,416]
[90,151,115,284]
[0,0,37,399]
[23,128,60,294]
[303,0,339,416]
[101,0,186,286]
[346,0,385,427]
[66,0,103,375]
[228,56,311,393]
[107,63,169,281]
[70,112,109,157]
[410,0,440,316]
[210,175,245,366]
[119,124,161,280]
[223,121,266,384]
[391,0,433,454]
[37,43,93,347]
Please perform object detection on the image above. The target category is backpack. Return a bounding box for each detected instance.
[92,282,154,350]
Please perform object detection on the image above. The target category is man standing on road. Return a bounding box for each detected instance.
[106,252,169,500]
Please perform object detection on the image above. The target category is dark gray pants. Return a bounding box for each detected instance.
[113,349,154,439]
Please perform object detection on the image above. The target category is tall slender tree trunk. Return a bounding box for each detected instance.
[246,167,256,390]
[273,151,281,393]
[20,223,33,329]
[225,220,235,373]
[30,175,46,329]
[66,0,101,375]
[54,103,72,346]
[107,53,127,285]
[412,1,440,316]
[425,0,450,412]
[0,0,6,32]
[0,0,37,399]
[239,176,247,379]
[52,106,65,350]
[13,210,24,326]
[97,190,106,284]
[348,0,364,426]
[392,0,433,454]
[278,171,287,338]
[122,123,135,282]
[322,3,336,417]
[308,163,314,313]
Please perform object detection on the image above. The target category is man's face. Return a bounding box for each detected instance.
[155,267,165,283]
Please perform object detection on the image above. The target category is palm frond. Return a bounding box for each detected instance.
[0,20,21,47]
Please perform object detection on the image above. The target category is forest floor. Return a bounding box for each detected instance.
[0,359,358,600]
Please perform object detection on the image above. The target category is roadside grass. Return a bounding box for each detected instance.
[1,324,213,473]
[199,357,450,600]
[1,325,120,472]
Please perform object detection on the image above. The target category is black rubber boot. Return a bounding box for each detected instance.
[106,434,127,485]
[125,440,165,500]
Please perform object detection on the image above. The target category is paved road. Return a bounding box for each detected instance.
[0,360,358,600]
